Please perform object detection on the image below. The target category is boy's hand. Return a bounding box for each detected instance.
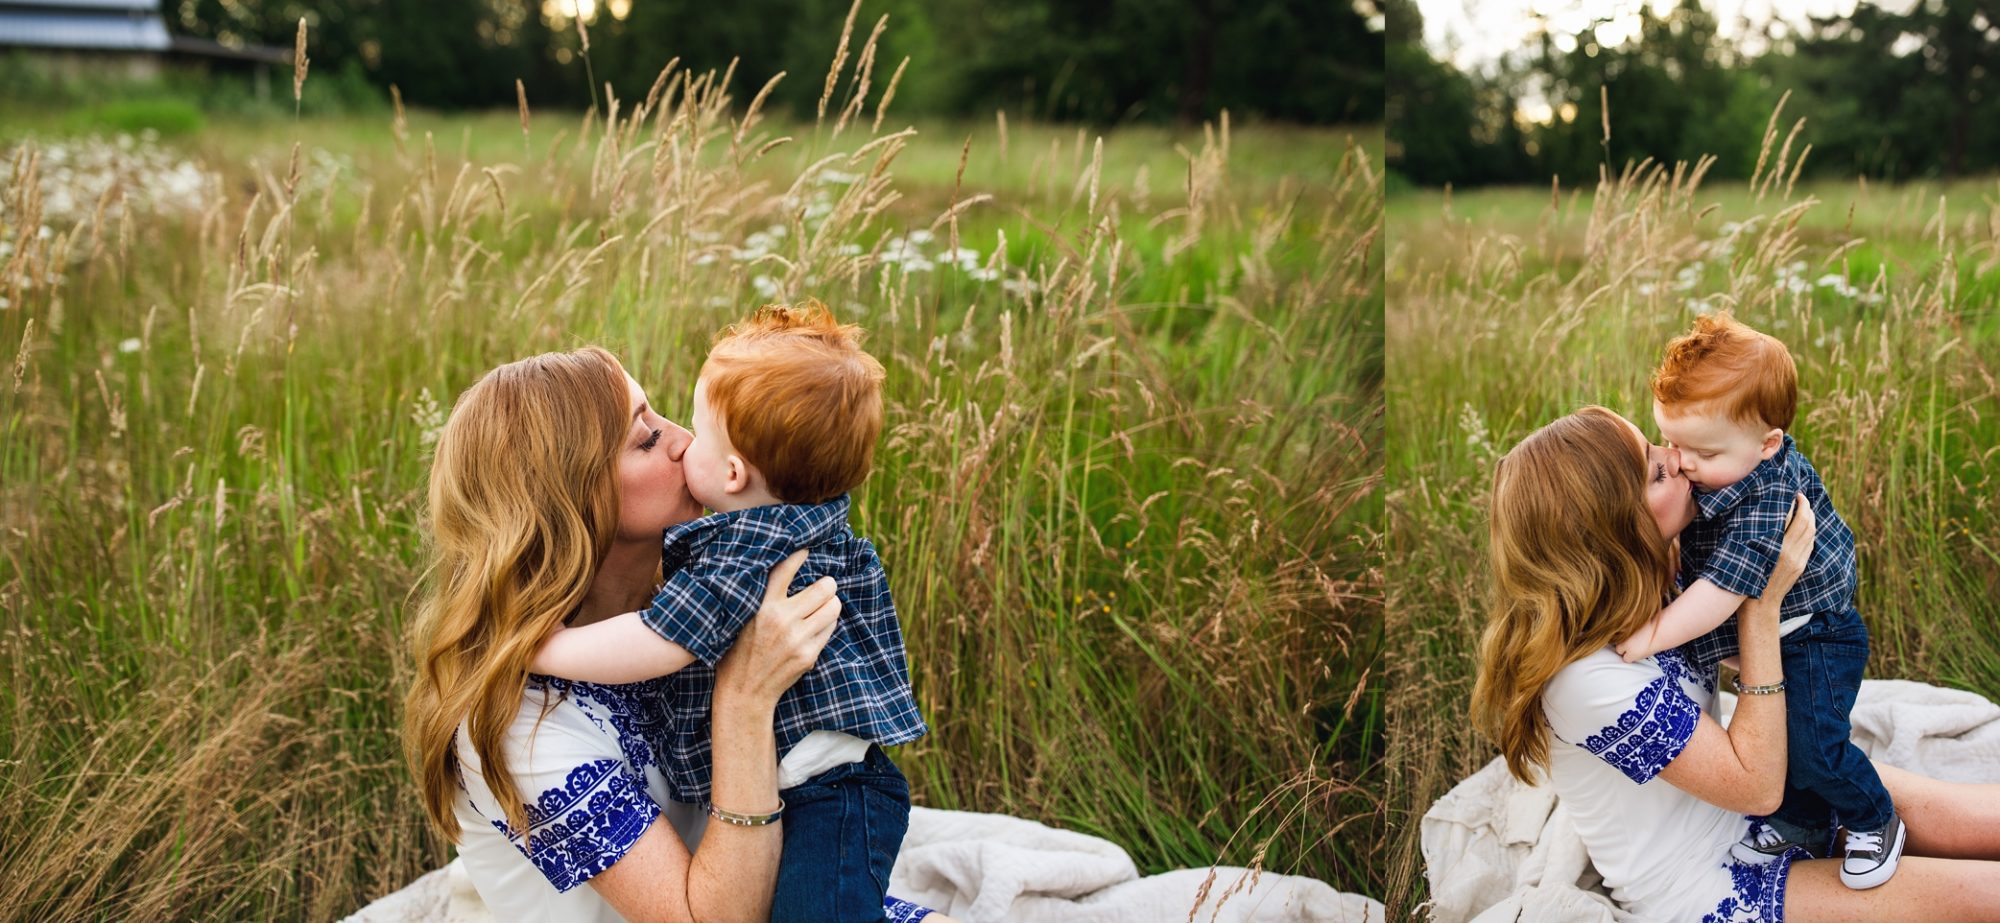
[1615,618,1660,663]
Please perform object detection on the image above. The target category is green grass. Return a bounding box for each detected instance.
[0,70,1383,920]
[1382,163,2000,916]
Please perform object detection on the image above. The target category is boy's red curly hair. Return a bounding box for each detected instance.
[701,298,885,504]
[1651,312,1797,430]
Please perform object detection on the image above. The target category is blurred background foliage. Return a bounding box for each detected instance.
[1387,0,2000,186]
[65,0,1390,124]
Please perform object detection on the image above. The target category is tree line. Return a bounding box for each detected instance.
[166,0,1382,125]
[1387,0,2000,186]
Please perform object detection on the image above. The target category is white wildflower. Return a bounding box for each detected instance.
[411,388,445,450]
[118,338,142,354]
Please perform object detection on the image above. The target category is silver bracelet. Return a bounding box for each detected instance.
[705,798,785,827]
[1732,676,1787,696]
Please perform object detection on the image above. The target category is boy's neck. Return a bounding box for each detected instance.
[707,485,782,513]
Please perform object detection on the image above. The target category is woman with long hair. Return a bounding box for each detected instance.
[1471,405,2000,921]
[402,346,941,922]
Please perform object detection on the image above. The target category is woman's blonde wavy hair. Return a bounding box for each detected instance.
[403,346,631,842]
[1471,406,1677,784]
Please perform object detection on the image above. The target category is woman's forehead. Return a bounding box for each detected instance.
[624,374,647,410]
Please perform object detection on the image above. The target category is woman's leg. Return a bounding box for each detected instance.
[1784,856,2000,921]
[1873,761,2000,859]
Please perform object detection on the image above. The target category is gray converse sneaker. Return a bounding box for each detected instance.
[1731,819,1826,865]
[1839,810,1907,890]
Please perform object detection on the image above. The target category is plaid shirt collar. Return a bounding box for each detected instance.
[660,494,852,566]
[1692,434,1796,520]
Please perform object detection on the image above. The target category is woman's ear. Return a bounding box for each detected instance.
[1759,428,1785,460]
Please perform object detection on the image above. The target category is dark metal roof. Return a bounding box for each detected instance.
[167,34,290,64]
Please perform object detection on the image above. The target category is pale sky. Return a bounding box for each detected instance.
[1417,0,1907,74]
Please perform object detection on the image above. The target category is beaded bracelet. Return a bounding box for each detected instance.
[1731,676,1787,696]
[706,798,786,827]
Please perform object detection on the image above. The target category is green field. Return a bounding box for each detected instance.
[0,73,1383,919]
[1383,163,2000,915]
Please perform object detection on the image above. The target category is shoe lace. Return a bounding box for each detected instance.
[1752,825,1790,849]
[1846,829,1883,853]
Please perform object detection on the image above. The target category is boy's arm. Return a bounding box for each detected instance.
[532,612,700,684]
[1614,578,1747,663]
[643,541,799,666]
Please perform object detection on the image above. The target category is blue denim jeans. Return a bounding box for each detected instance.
[1768,607,1894,834]
[770,746,910,923]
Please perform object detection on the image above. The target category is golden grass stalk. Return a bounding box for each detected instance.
[1750,89,1791,201]
[834,14,888,136]
[819,0,862,124]
[292,18,309,106]
[872,56,907,134]
[390,85,408,158]
[10,317,31,394]
[735,71,786,149]
[515,79,530,148]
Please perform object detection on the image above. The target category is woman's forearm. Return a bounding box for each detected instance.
[1725,593,1789,808]
[686,691,785,923]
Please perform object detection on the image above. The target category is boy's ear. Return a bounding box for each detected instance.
[723,453,750,495]
[1758,428,1785,460]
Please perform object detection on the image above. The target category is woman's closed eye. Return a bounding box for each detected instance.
[1654,462,1668,483]
[638,428,663,451]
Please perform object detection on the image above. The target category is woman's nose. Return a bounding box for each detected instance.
[1665,448,1683,476]
[663,422,693,460]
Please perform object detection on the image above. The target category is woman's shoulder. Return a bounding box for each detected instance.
[454,676,672,779]
[1546,645,1652,701]
[1545,647,1706,739]
[452,677,675,895]
[1545,647,1710,785]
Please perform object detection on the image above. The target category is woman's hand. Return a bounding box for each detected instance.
[714,549,841,707]
[1736,493,1815,640]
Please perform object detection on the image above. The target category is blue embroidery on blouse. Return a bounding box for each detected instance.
[1579,649,1703,784]
[1703,830,1804,923]
[489,757,659,892]
[530,674,675,776]
[885,897,933,922]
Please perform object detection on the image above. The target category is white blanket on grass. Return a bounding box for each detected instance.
[1419,679,2000,923]
[346,806,1383,923]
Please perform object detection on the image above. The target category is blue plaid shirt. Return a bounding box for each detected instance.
[1679,435,1858,669]
[639,495,926,802]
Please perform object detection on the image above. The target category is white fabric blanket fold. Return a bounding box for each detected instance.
[1420,679,2000,923]
[346,806,1383,923]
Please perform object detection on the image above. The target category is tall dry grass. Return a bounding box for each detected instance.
[1383,111,2000,916]
[0,14,1380,920]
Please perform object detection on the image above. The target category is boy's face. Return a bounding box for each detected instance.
[684,377,752,512]
[1653,400,1783,492]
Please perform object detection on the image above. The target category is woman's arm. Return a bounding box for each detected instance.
[588,550,841,923]
[1657,494,1813,814]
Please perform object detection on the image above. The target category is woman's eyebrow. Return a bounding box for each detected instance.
[632,402,648,422]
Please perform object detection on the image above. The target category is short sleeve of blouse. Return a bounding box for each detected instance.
[454,687,662,892]
[1545,648,1702,785]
